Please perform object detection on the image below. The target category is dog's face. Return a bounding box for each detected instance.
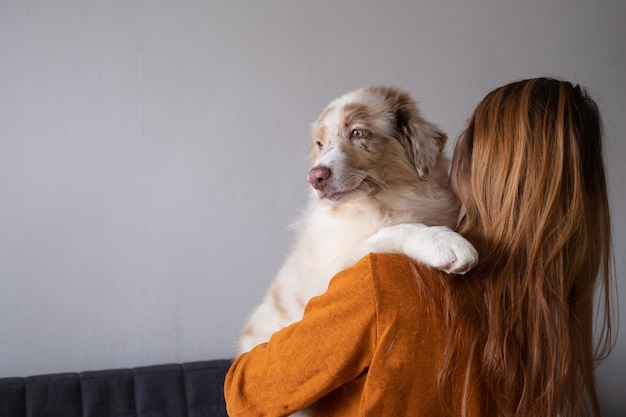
[308,86,447,206]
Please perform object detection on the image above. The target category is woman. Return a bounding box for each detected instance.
[224,78,614,416]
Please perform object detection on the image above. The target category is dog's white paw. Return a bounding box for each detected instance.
[403,225,478,274]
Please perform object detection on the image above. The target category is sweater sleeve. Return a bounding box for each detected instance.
[224,255,378,417]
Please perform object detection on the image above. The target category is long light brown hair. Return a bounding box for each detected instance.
[443,78,614,416]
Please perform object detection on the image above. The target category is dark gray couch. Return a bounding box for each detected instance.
[0,359,231,417]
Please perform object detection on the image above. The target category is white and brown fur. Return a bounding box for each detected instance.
[237,86,477,414]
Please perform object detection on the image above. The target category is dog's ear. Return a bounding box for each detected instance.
[394,100,447,180]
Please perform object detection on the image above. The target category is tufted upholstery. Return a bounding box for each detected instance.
[0,360,231,417]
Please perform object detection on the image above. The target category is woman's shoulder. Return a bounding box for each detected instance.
[364,252,415,269]
[350,252,446,299]
[361,252,442,278]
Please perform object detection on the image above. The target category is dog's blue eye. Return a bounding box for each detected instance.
[316,141,324,149]
[351,129,366,138]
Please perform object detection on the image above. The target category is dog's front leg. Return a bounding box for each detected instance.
[329,223,478,276]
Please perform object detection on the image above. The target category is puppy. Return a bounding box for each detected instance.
[238,86,478,415]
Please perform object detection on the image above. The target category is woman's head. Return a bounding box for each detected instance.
[452,78,609,272]
[444,78,613,416]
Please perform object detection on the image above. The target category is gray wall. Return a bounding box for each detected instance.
[1,0,624,413]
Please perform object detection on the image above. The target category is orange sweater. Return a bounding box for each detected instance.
[224,253,486,416]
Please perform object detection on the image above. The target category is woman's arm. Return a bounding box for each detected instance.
[224,256,378,416]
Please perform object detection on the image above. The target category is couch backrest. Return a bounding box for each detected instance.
[0,360,231,417]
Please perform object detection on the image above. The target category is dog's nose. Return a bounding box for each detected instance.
[308,166,331,190]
